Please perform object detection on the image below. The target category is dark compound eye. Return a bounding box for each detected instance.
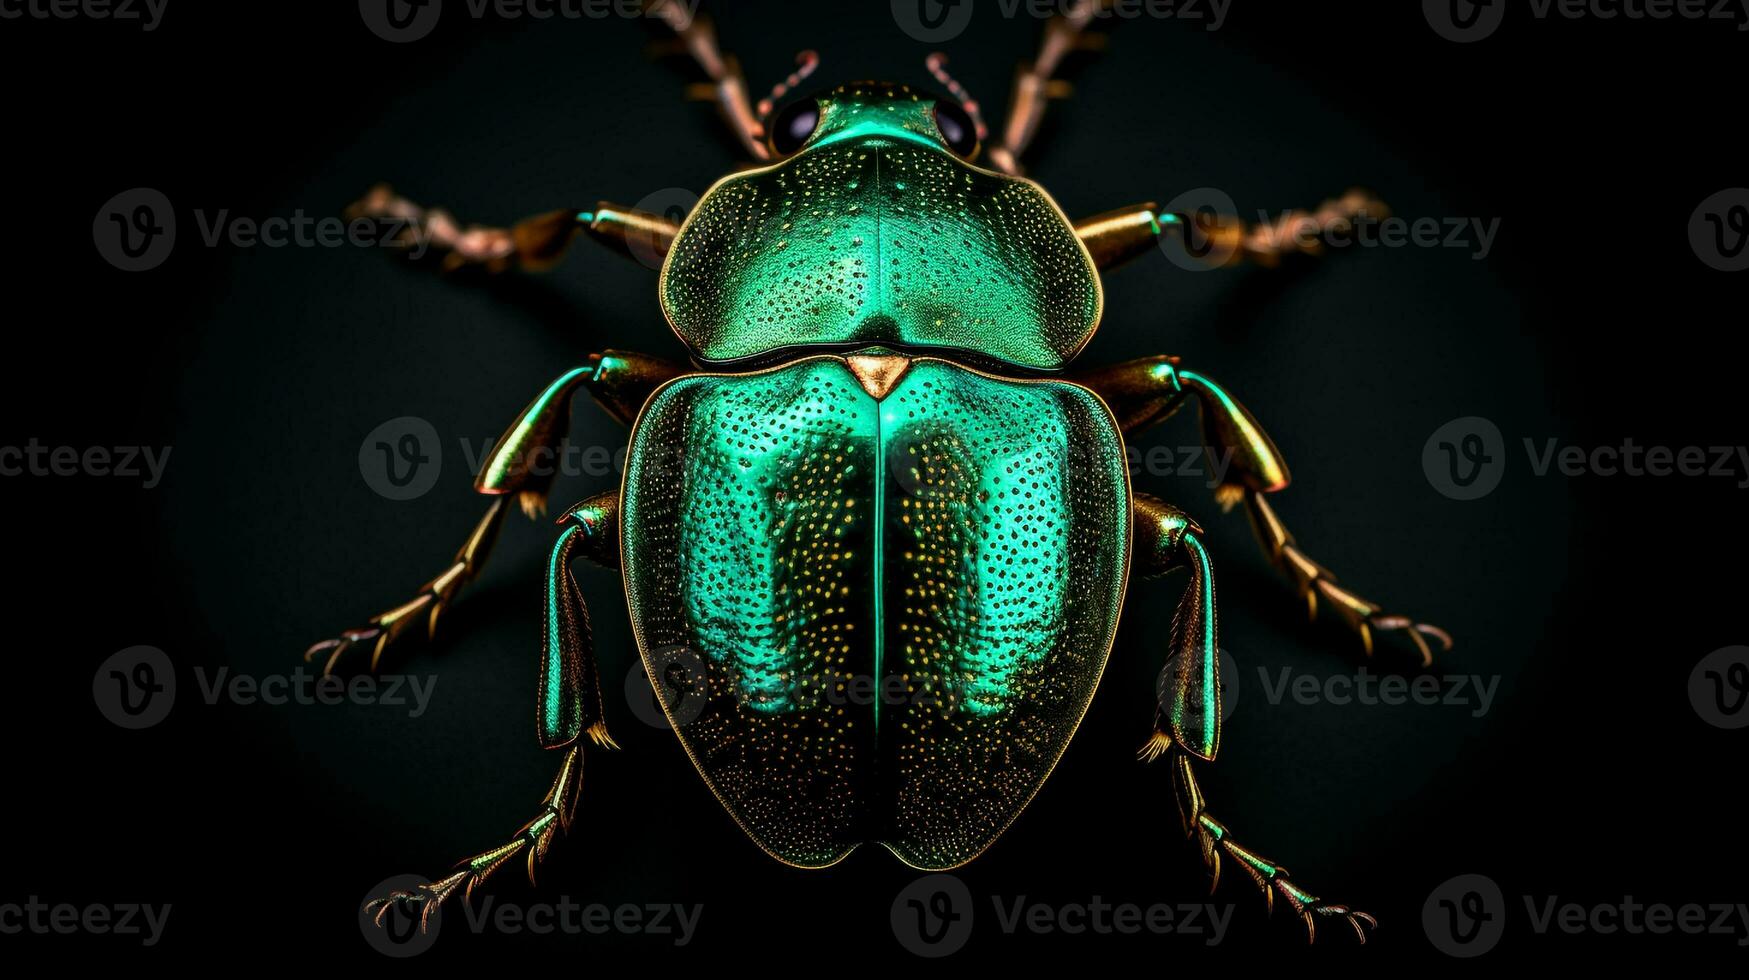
[769,99,821,155]
[933,100,978,157]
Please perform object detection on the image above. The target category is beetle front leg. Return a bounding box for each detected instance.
[982,0,1112,175]
[364,492,620,931]
[1079,356,1450,666]
[305,352,683,675]
[344,184,682,274]
[1073,189,1387,272]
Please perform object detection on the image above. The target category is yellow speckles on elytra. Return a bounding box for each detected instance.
[620,358,1127,870]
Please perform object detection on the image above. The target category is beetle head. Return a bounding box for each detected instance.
[763,81,983,162]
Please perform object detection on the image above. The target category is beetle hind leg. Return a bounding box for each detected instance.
[1163,749,1377,944]
[364,744,587,932]
[1134,495,1373,942]
[364,492,622,931]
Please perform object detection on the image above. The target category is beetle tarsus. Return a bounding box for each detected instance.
[1164,188,1390,269]
[345,183,694,275]
[1243,491,1452,668]
[304,497,510,674]
[344,183,583,274]
[1072,188,1389,272]
[362,746,584,933]
[1171,751,1377,944]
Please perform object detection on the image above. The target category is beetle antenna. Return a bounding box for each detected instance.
[755,50,822,133]
[925,52,989,142]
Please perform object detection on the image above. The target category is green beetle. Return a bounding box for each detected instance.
[321,10,1449,946]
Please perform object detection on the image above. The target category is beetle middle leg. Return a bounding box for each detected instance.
[365,493,620,931]
[1079,356,1451,666]
[1132,494,1375,942]
[305,351,684,674]
[1073,190,1389,271]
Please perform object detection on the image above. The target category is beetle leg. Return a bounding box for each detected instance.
[1074,357,1450,666]
[343,183,683,273]
[474,351,687,517]
[363,743,588,932]
[1157,749,1377,943]
[1240,490,1452,667]
[984,0,1114,175]
[643,0,772,161]
[1072,189,1389,272]
[304,495,511,676]
[306,355,683,675]
[539,493,622,751]
[1132,494,1222,762]
[361,495,620,930]
[1133,499,1371,941]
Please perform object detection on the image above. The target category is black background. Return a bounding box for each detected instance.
[4,0,1743,966]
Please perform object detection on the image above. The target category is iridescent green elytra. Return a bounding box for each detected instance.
[622,356,1127,868]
